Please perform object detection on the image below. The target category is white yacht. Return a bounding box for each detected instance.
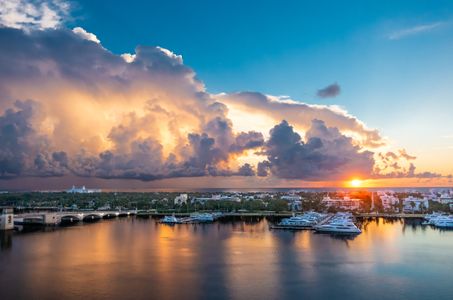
[279,216,313,227]
[424,212,443,220]
[160,215,182,224]
[277,212,327,228]
[314,220,361,234]
[434,216,453,228]
[424,213,451,225]
[314,213,361,234]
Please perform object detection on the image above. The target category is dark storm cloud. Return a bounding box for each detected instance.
[0,99,68,178]
[317,83,341,98]
[237,163,255,176]
[257,161,271,177]
[230,131,264,153]
[258,119,375,180]
[0,100,35,177]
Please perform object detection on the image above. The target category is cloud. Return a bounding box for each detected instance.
[0,27,267,180]
[229,131,264,153]
[255,120,443,181]
[388,22,444,40]
[0,99,68,178]
[257,120,375,181]
[0,0,70,30]
[121,53,136,63]
[373,150,444,179]
[0,11,445,183]
[375,162,443,179]
[219,92,384,148]
[317,82,341,98]
[72,27,100,44]
[237,163,255,176]
[398,149,416,160]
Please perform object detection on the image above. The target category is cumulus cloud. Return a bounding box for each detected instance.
[121,53,136,63]
[0,0,70,30]
[237,163,255,176]
[375,162,442,179]
[257,120,375,180]
[0,26,265,180]
[317,82,341,98]
[0,99,68,178]
[218,92,384,148]
[373,150,445,179]
[72,27,100,44]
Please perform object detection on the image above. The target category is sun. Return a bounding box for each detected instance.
[350,179,362,188]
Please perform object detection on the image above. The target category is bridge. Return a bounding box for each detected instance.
[14,210,137,226]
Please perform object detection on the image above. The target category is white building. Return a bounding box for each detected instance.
[288,200,302,211]
[402,196,429,213]
[98,203,111,211]
[67,185,101,193]
[281,195,302,202]
[192,194,241,204]
[379,193,400,210]
[174,194,188,205]
[439,193,453,204]
[321,196,361,211]
[0,207,14,230]
[256,193,274,199]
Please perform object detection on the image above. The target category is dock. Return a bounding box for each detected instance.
[269,224,313,230]
[356,213,425,219]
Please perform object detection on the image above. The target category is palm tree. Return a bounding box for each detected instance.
[419,203,425,214]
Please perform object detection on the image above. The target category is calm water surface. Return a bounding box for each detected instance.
[1,217,453,300]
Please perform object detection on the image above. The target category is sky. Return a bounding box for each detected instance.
[0,0,452,190]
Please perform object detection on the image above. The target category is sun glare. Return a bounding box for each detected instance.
[350,179,362,188]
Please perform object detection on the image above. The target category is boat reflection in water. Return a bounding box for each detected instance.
[1,217,453,300]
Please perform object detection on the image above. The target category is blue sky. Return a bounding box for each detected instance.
[71,1,452,109]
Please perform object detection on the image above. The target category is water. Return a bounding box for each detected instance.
[1,217,453,300]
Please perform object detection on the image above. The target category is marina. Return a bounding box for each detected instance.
[4,204,453,236]
[270,212,362,234]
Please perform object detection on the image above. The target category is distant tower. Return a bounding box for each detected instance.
[0,208,14,231]
[371,192,375,211]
